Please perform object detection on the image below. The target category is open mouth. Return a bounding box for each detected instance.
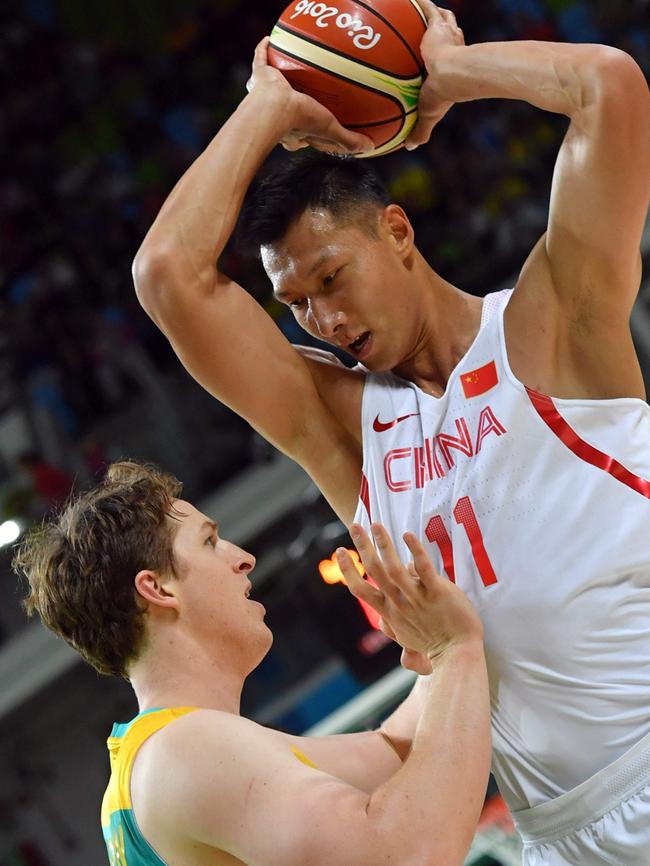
[349,331,371,355]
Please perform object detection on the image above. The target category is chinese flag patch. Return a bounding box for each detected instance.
[461,361,499,399]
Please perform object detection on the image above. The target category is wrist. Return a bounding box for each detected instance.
[243,85,296,137]
[423,43,466,90]
[427,637,484,665]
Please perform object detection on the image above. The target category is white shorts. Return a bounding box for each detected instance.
[511,729,650,865]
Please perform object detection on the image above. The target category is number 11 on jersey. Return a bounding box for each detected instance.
[425,496,498,588]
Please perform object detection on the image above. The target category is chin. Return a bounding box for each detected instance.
[363,352,393,374]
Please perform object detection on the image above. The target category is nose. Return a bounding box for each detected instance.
[309,298,346,342]
[234,546,256,573]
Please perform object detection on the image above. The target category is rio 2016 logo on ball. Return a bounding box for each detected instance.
[269,0,427,158]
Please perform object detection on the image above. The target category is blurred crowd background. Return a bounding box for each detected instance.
[0,2,649,863]
[1,0,649,528]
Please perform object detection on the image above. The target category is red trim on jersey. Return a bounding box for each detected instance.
[526,387,650,499]
[359,472,372,521]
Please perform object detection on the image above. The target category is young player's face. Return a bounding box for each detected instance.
[262,206,422,372]
[169,500,271,665]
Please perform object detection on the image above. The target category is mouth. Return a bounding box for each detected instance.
[347,331,372,359]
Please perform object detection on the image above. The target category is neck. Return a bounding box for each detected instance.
[129,632,247,717]
[393,257,484,396]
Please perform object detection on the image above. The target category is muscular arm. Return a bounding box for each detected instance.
[282,672,426,792]
[136,644,489,866]
[429,39,650,315]
[413,8,649,393]
[132,79,369,522]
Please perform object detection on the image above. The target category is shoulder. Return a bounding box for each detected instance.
[130,710,284,850]
[297,346,366,389]
[296,345,366,440]
[141,708,276,767]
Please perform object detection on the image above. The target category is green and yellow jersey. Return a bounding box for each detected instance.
[101,707,197,866]
[101,706,321,865]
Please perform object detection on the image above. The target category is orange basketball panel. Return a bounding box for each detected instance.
[350,116,406,149]
[277,0,425,78]
[268,46,405,134]
[361,0,428,60]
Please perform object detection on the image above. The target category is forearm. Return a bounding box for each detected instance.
[134,89,288,296]
[379,672,428,761]
[431,40,619,118]
[367,641,491,864]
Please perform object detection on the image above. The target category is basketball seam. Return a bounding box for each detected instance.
[346,106,418,128]
[349,0,426,74]
[268,43,406,122]
[274,21,422,82]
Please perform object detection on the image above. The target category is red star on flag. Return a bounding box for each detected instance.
[461,361,499,399]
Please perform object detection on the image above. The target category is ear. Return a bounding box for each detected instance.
[382,205,415,261]
[134,570,180,613]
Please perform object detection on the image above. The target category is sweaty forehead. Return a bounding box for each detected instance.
[261,209,354,287]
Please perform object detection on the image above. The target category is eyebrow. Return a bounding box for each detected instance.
[273,253,334,302]
[199,519,219,536]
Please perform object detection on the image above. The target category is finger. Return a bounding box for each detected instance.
[252,36,271,71]
[439,8,458,26]
[371,524,411,596]
[303,137,357,156]
[281,138,310,152]
[319,115,375,155]
[416,0,436,24]
[401,648,433,675]
[337,547,385,609]
[380,618,397,641]
[349,524,387,586]
[403,531,442,591]
[405,113,437,150]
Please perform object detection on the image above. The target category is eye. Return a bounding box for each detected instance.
[205,534,217,548]
[289,298,307,310]
[324,270,338,286]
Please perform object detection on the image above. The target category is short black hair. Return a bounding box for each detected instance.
[241,151,391,254]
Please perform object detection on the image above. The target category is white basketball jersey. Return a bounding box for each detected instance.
[353,289,650,811]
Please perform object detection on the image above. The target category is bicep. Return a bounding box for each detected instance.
[284,731,403,794]
[137,262,331,457]
[546,50,650,319]
[155,718,387,866]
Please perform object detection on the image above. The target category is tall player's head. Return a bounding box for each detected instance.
[244,152,427,372]
[14,462,269,685]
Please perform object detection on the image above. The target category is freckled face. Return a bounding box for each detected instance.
[262,207,420,372]
[170,501,272,662]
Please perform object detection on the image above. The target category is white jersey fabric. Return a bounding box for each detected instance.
[353,288,650,812]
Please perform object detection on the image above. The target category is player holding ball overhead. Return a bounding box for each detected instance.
[134,2,650,863]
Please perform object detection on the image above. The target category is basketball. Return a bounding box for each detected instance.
[268,0,428,158]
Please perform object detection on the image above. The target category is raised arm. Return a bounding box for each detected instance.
[133,43,373,521]
[410,4,650,391]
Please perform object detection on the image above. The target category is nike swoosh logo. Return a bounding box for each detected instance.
[373,412,420,433]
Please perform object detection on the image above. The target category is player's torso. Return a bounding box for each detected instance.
[354,289,650,811]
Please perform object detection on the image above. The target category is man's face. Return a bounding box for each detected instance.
[262,206,422,372]
[169,500,271,666]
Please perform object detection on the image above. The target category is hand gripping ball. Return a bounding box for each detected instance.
[269,0,428,157]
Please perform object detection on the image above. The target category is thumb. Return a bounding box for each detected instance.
[401,648,433,675]
[319,112,375,154]
[405,114,437,151]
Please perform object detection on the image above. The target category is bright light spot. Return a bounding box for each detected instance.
[318,549,364,586]
[318,549,383,632]
[0,520,22,548]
